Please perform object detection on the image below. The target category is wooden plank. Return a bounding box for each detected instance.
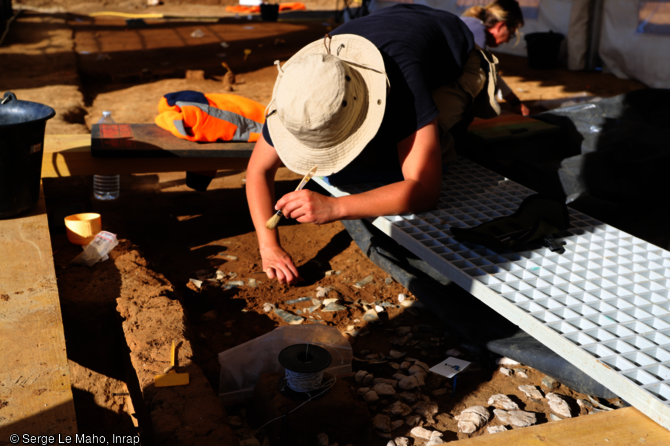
[448,407,670,445]
[42,135,253,178]
[91,123,255,158]
[0,184,77,435]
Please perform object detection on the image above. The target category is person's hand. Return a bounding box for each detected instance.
[260,245,301,285]
[514,102,530,116]
[275,190,342,225]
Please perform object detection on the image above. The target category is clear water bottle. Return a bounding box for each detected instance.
[93,111,120,200]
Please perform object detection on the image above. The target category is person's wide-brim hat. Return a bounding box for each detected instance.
[266,34,388,176]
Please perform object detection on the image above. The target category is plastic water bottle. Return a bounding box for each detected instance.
[93,111,120,200]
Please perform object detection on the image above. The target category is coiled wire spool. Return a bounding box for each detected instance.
[278,343,334,401]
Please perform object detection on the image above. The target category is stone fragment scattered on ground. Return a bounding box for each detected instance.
[409,426,433,440]
[398,375,419,390]
[323,297,339,305]
[487,425,508,434]
[516,370,529,379]
[373,383,396,395]
[326,270,341,276]
[363,308,380,323]
[546,393,572,418]
[317,433,328,446]
[225,255,238,260]
[542,375,558,389]
[316,286,332,298]
[364,390,379,403]
[248,278,258,288]
[499,367,513,376]
[385,276,393,284]
[228,280,245,286]
[457,406,490,433]
[550,413,563,421]
[355,275,374,288]
[373,414,391,432]
[488,394,520,411]
[518,385,543,401]
[306,303,321,313]
[388,400,412,417]
[496,357,521,366]
[189,278,203,288]
[427,431,444,446]
[285,296,311,305]
[445,348,462,357]
[400,300,424,308]
[216,270,226,280]
[393,437,409,446]
[322,303,347,312]
[397,293,406,302]
[273,308,303,325]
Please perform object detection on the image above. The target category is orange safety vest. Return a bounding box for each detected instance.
[155,91,265,143]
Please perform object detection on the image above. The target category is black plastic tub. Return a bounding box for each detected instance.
[0,92,55,218]
[260,4,279,22]
[524,31,564,70]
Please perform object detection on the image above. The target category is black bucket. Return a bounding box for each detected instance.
[260,4,279,22]
[0,92,55,218]
[524,31,564,70]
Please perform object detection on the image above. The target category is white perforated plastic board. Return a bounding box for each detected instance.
[315,158,670,429]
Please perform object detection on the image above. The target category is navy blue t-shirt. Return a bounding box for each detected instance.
[263,4,474,177]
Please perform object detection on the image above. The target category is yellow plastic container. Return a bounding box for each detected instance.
[64,213,101,245]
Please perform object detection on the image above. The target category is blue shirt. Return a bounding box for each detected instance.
[264,4,474,178]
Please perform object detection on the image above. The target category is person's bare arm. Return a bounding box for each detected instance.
[246,135,301,285]
[277,119,442,222]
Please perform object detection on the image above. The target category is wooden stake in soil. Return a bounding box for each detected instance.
[266,165,318,230]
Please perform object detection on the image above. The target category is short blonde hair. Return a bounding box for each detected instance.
[462,0,524,30]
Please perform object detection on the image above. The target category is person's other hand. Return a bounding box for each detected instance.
[515,102,530,116]
[276,190,342,225]
[260,245,301,285]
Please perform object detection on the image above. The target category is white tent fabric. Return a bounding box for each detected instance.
[368,0,572,57]
[598,0,670,89]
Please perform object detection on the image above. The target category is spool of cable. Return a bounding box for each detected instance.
[278,343,334,401]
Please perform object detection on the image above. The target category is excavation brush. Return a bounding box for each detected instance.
[154,341,189,388]
[266,165,318,230]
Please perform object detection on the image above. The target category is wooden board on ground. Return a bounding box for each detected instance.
[0,184,77,436]
[43,134,254,178]
[449,407,670,445]
[468,113,559,145]
[91,123,254,158]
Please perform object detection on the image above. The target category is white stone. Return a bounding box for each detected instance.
[393,437,409,446]
[410,427,433,440]
[518,385,543,401]
[499,367,513,376]
[323,297,339,305]
[355,370,369,383]
[516,371,529,379]
[494,409,536,427]
[401,300,425,308]
[388,400,412,417]
[390,350,406,359]
[316,286,331,298]
[493,409,510,424]
[373,383,396,396]
[263,303,274,313]
[363,390,379,403]
[546,393,572,418]
[405,415,421,427]
[427,431,444,446]
[373,414,391,432]
[357,387,370,395]
[487,425,508,434]
[398,375,419,390]
[458,406,490,434]
[398,294,407,302]
[488,394,519,411]
[317,433,328,446]
[216,270,226,280]
[375,305,385,313]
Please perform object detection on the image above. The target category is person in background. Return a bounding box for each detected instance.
[461,0,530,116]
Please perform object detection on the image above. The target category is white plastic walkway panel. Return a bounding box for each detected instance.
[314,158,670,430]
